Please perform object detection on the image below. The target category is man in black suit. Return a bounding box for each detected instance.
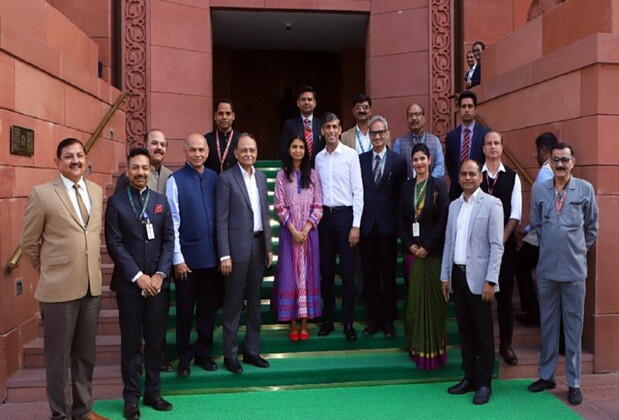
[359,115,407,337]
[445,90,490,200]
[216,133,274,374]
[105,147,174,419]
[280,85,324,165]
[205,99,241,173]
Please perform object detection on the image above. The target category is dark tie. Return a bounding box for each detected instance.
[373,154,382,184]
[73,184,89,226]
[304,118,314,157]
[460,128,471,164]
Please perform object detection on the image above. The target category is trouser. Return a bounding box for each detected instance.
[515,242,540,320]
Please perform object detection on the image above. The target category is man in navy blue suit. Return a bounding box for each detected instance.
[279,85,324,165]
[358,116,407,337]
[105,147,174,419]
[445,90,490,200]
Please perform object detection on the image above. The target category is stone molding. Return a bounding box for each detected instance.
[429,0,453,138]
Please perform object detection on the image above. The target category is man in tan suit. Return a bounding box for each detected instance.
[341,93,374,153]
[20,138,108,420]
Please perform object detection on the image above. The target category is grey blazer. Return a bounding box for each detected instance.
[216,164,273,264]
[440,189,504,295]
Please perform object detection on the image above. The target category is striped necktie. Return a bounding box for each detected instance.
[460,128,471,164]
[373,154,382,184]
[73,183,89,226]
[304,118,314,158]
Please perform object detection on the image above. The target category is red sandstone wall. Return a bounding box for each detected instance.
[0,0,125,399]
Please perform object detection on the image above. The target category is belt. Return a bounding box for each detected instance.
[323,205,352,213]
[253,231,264,238]
[454,264,466,273]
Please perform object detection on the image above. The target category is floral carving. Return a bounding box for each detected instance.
[430,0,453,138]
[124,0,147,149]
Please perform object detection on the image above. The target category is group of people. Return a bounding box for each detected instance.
[19,84,598,419]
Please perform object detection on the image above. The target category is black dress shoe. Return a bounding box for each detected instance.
[160,360,173,373]
[362,324,381,336]
[527,378,556,393]
[224,357,243,374]
[123,402,140,420]
[343,324,357,341]
[568,387,582,405]
[176,361,190,377]
[243,353,270,368]
[499,345,518,366]
[318,322,334,337]
[448,379,476,395]
[383,323,396,338]
[473,386,492,405]
[195,357,218,371]
[515,313,540,326]
[143,395,173,411]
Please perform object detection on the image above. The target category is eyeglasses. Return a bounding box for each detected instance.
[354,104,370,111]
[369,130,387,137]
[407,112,423,118]
[551,157,572,164]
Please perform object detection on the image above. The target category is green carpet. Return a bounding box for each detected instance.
[93,380,581,419]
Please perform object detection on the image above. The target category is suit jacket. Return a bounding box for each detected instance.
[342,126,392,151]
[114,164,172,195]
[204,129,240,173]
[280,116,324,163]
[398,176,449,256]
[20,176,103,302]
[445,123,489,199]
[105,187,174,294]
[440,189,504,294]
[464,63,481,88]
[216,164,273,264]
[359,149,407,237]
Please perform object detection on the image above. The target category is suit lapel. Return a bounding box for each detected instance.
[54,177,83,226]
[232,165,252,208]
[467,191,484,242]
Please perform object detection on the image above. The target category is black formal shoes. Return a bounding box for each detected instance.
[528,378,557,392]
[318,322,334,337]
[383,323,396,338]
[362,324,381,336]
[195,357,218,371]
[447,379,476,395]
[176,361,190,377]
[224,357,243,374]
[143,395,173,411]
[473,387,492,405]
[123,403,140,420]
[343,324,357,341]
[568,387,583,405]
[243,353,270,368]
[515,313,540,326]
[500,345,518,366]
[160,360,173,373]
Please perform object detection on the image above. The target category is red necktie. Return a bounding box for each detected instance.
[460,128,471,164]
[304,118,314,157]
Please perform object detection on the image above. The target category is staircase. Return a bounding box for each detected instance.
[4,161,592,403]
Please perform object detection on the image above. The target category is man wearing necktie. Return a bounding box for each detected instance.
[20,138,108,420]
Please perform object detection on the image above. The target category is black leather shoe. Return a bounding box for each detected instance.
[123,402,140,420]
[362,324,381,336]
[224,357,243,374]
[448,379,476,395]
[243,353,270,368]
[195,357,217,371]
[160,360,173,373]
[515,313,540,326]
[473,387,492,405]
[568,387,583,405]
[343,324,357,341]
[143,395,173,411]
[383,323,396,338]
[318,322,334,337]
[528,378,556,393]
[176,361,190,377]
[500,345,518,366]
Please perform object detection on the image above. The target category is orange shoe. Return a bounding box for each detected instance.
[299,329,310,341]
[289,330,299,341]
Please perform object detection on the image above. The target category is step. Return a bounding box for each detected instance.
[498,346,594,379]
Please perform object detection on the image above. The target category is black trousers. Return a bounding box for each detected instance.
[515,241,540,320]
[175,267,222,364]
[452,265,495,387]
[319,207,356,325]
[496,238,516,347]
[359,226,398,327]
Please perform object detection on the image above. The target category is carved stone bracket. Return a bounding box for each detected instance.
[430,0,453,139]
[124,0,147,150]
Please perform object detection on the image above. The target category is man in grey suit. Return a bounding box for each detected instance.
[441,159,504,405]
[216,133,274,374]
[527,143,598,406]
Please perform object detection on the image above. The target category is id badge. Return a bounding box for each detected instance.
[412,222,420,237]
[146,222,155,240]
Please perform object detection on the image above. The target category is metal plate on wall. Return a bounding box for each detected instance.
[10,125,34,156]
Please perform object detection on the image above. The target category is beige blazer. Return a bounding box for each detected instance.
[341,126,392,151]
[20,176,103,302]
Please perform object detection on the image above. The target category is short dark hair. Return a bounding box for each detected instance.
[215,99,235,112]
[551,142,575,157]
[460,158,482,173]
[407,103,425,115]
[298,85,316,98]
[352,93,371,107]
[143,128,165,142]
[322,112,340,127]
[535,132,558,152]
[411,143,430,159]
[458,90,478,107]
[127,147,151,164]
[473,41,486,50]
[56,138,85,159]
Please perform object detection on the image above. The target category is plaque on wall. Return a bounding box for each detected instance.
[10,125,34,156]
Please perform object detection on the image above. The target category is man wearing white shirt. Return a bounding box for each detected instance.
[480,131,522,366]
[315,113,364,340]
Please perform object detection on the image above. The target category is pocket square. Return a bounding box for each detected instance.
[154,203,164,214]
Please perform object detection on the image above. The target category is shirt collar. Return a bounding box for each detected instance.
[373,148,387,159]
[482,162,506,177]
[461,121,476,134]
[237,162,255,177]
[302,115,313,124]
[60,174,85,190]
[460,187,481,203]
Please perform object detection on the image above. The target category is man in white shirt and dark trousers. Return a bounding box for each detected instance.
[315,113,364,340]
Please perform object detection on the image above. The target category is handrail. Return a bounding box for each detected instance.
[7,91,129,272]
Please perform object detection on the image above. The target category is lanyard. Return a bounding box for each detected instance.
[356,127,369,153]
[414,179,428,221]
[554,186,567,216]
[485,171,500,195]
[216,129,233,172]
[127,187,150,222]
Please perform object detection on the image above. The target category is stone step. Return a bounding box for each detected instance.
[498,346,594,380]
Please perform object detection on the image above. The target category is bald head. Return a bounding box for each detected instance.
[184,133,208,170]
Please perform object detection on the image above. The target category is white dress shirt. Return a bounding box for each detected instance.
[481,162,522,221]
[355,125,371,154]
[453,187,481,265]
[239,163,264,233]
[165,175,185,265]
[60,174,91,227]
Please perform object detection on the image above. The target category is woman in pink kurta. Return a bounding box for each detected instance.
[272,136,323,341]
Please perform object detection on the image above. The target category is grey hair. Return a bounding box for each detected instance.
[369,115,389,130]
